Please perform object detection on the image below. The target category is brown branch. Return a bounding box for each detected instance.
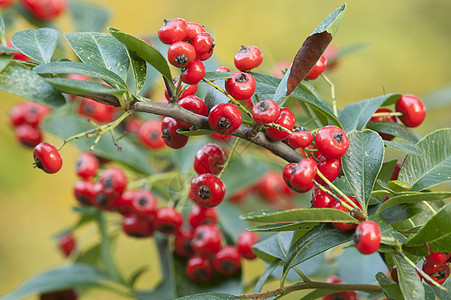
[235,281,383,299]
[132,101,303,163]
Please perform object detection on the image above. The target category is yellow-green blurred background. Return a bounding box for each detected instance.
[1,0,451,299]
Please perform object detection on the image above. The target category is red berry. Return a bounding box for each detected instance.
[196,49,213,61]
[155,207,183,234]
[131,189,157,217]
[390,265,422,284]
[369,108,398,141]
[168,41,196,68]
[426,252,451,264]
[23,102,51,127]
[178,95,208,130]
[192,32,214,56]
[193,143,225,175]
[161,117,189,149]
[229,187,251,203]
[40,289,78,300]
[210,133,234,142]
[225,72,256,100]
[332,196,363,232]
[122,213,154,238]
[78,98,115,123]
[158,18,188,45]
[396,94,426,127]
[265,107,296,141]
[216,66,231,72]
[93,182,116,210]
[191,173,226,208]
[290,158,317,193]
[208,103,242,135]
[164,79,198,101]
[282,163,297,188]
[21,0,67,21]
[180,59,206,85]
[237,231,259,260]
[315,157,341,185]
[188,205,219,228]
[73,180,96,206]
[174,228,194,258]
[422,260,450,285]
[184,22,205,43]
[124,117,142,135]
[315,125,349,159]
[234,45,263,71]
[255,171,287,202]
[213,246,241,276]
[33,142,62,174]
[186,255,214,284]
[139,119,166,149]
[9,103,28,127]
[353,220,381,254]
[114,190,135,216]
[306,55,328,80]
[311,187,337,208]
[58,233,76,257]
[75,152,99,179]
[99,168,127,198]
[0,0,14,8]
[391,162,402,181]
[252,99,280,124]
[191,224,222,256]
[16,124,42,148]
[287,129,313,149]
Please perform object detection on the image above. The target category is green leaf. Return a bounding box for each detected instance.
[387,180,412,192]
[204,81,230,110]
[252,261,279,293]
[0,264,121,300]
[375,192,451,214]
[175,293,237,300]
[42,113,154,175]
[430,279,451,299]
[383,140,423,155]
[339,93,401,133]
[11,28,60,64]
[250,71,281,95]
[375,272,404,300]
[203,71,231,81]
[341,130,385,209]
[247,222,319,232]
[0,63,65,108]
[366,121,422,144]
[64,32,130,81]
[33,61,127,89]
[282,224,353,281]
[368,215,408,245]
[0,44,18,53]
[241,208,360,224]
[253,232,295,263]
[0,54,13,72]
[128,50,147,94]
[108,27,173,86]
[391,253,424,300]
[398,128,451,191]
[403,202,451,255]
[68,0,110,32]
[0,14,6,45]
[44,77,125,99]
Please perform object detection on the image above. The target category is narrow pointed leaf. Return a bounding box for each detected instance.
[366,121,422,144]
[368,215,408,245]
[375,272,404,300]
[11,28,59,64]
[0,54,13,72]
[391,253,424,300]
[203,71,232,81]
[341,130,385,209]
[398,128,451,191]
[376,192,451,214]
[250,71,281,95]
[253,232,295,262]
[0,63,65,107]
[247,222,319,232]
[383,140,423,155]
[68,1,110,32]
[44,78,125,100]
[127,50,147,94]
[64,32,130,81]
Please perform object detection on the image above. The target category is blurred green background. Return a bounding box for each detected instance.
[1,0,450,299]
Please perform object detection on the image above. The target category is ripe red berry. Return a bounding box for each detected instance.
[21,102,51,127]
[21,0,67,21]
[193,143,225,175]
[315,125,349,159]
[255,171,287,202]
[311,187,337,208]
[213,246,241,276]
[290,158,317,193]
[208,103,242,135]
[0,0,14,8]
[99,168,127,198]
[178,95,208,130]
[237,231,259,260]
[282,163,297,188]
[168,41,196,68]
[114,190,135,216]
[73,180,96,206]
[252,99,280,124]
[58,233,76,257]
[16,124,42,148]
[164,79,198,101]
[265,107,296,141]
[426,252,451,264]
[315,157,341,185]
[78,98,115,123]
[180,59,206,85]
[225,72,256,100]
[186,255,214,284]
[92,182,116,210]
[369,108,398,141]
[332,196,363,232]
[184,22,205,43]
[192,32,214,56]
[306,55,328,80]
[191,173,226,208]
[216,66,231,73]
[210,133,234,142]
[161,117,189,149]
[188,205,219,228]
[139,119,166,149]
[191,224,222,256]
[75,152,99,179]
[122,213,154,238]
[155,207,183,234]
[353,220,381,254]
[131,189,157,217]
[391,162,402,181]
[174,228,194,258]
[9,103,28,127]
[287,129,313,149]
[422,260,450,285]
[158,18,188,45]
[234,45,263,71]
[33,142,63,174]
[40,289,78,300]
[395,94,426,127]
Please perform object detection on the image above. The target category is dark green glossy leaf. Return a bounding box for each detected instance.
[64,32,130,81]
[42,113,154,175]
[391,253,424,300]
[387,180,412,192]
[108,27,173,87]
[250,71,281,95]
[11,28,59,64]
[176,293,237,300]
[339,93,401,133]
[377,203,423,224]
[430,279,451,299]
[368,215,408,245]
[282,224,353,281]
[44,77,125,99]
[0,63,65,107]
[203,71,231,81]
[241,208,360,224]
[399,128,451,191]
[253,232,295,263]
[366,121,422,144]
[0,54,12,72]
[403,202,451,255]
[375,272,404,300]
[247,222,319,232]
[0,264,121,300]
[341,130,385,209]
[384,140,423,155]
[33,61,127,89]
[128,50,147,94]
[68,1,110,32]
[204,80,229,110]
